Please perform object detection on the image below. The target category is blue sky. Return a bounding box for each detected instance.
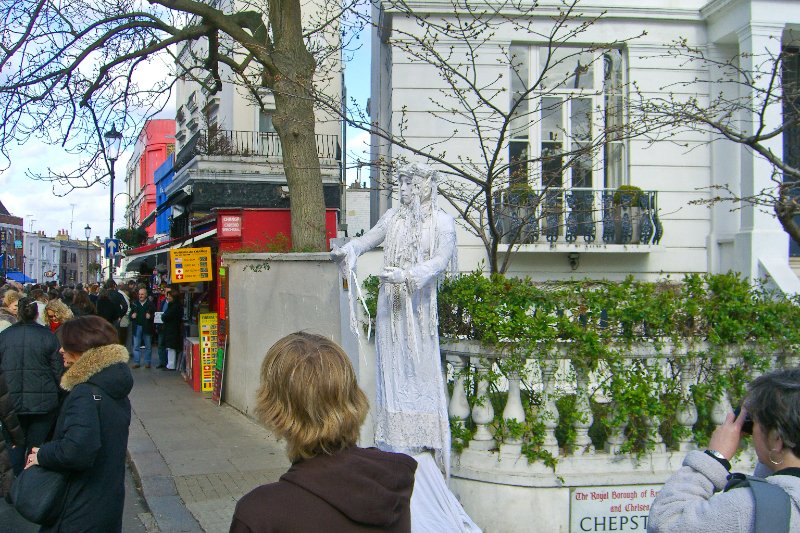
[0,19,372,241]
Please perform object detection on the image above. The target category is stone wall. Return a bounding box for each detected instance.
[222,253,348,415]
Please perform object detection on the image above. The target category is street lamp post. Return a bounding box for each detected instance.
[22,254,26,280]
[104,124,123,282]
[84,224,91,284]
[0,230,6,280]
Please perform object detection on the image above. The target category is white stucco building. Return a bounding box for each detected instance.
[369,0,800,293]
[24,231,61,284]
[362,1,800,528]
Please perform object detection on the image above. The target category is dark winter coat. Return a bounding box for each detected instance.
[160,300,183,350]
[0,321,62,415]
[0,370,23,497]
[37,344,132,533]
[95,296,122,325]
[230,447,417,533]
[107,290,128,321]
[129,298,155,335]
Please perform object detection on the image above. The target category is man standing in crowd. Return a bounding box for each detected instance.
[105,279,129,345]
[130,287,155,369]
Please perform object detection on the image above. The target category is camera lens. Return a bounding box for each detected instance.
[733,406,754,435]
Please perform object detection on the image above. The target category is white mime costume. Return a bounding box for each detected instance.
[333,163,480,533]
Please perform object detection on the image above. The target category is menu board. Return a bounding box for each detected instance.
[199,313,218,393]
[170,247,213,283]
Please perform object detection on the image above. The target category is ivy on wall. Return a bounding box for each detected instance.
[364,272,800,463]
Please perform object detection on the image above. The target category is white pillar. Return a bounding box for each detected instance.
[733,23,789,283]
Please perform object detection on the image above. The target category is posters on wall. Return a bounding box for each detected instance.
[199,312,218,393]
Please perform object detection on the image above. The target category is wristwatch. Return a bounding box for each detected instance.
[705,449,732,471]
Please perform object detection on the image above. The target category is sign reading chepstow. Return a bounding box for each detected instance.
[169,247,212,283]
[570,485,660,532]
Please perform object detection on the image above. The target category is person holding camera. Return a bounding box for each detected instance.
[648,368,800,532]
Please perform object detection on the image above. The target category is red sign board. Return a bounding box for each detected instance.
[219,215,242,237]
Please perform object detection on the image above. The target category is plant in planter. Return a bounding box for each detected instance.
[114,226,147,248]
[612,185,644,244]
[494,184,540,245]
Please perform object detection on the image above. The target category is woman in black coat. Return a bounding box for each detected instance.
[160,290,183,370]
[0,297,62,474]
[26,316,132,532]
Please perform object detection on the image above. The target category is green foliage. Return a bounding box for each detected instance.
[362,271,800,463]
[115,227,147,248]
[612,184,644,205]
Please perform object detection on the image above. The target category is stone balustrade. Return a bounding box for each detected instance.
[440,339,794,471]
[440,338,795,529]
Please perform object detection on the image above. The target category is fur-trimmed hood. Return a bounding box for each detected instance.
[61,344,132,398]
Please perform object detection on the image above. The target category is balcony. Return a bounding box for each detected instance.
[173,129,341,172]
[493,187,663,248]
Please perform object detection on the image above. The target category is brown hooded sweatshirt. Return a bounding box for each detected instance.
[229,447,417,533]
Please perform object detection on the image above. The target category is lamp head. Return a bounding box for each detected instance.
[104,124,123,162]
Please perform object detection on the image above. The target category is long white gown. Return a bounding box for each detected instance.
[339,205,480,532]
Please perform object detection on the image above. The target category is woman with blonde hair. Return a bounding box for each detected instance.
[230,332,417,532]
[0,289,20,332]
[44,298,73,332]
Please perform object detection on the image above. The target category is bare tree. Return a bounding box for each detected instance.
[330,0,649,273]
[636,38,800,245]
[0,0,356,251]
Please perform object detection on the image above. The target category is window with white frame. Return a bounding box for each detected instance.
[509,45,626,190]
[259,109,276,133]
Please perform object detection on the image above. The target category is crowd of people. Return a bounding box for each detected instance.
[0,276,184,531]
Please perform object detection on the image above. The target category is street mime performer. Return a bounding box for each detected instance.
[332,162,480,532]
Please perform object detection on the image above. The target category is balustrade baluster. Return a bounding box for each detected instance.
[675,357,699,451]
[710,356,733,427]
[447,355,471,431]
[605,359,630,454]
[469,357,496,451]
[500,370,525,455]
[644,358,666,453]
[572,366,595,455]
[539,360,560,456]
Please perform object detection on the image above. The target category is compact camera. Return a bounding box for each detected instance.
[733,406,754,435]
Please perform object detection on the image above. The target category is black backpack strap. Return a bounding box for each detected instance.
[724,475,791,533]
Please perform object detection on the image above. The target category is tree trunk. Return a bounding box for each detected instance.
[268,0,328,252]
[273,91,327,252]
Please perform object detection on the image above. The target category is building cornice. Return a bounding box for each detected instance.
[383,1,704,22]
[700,0,741,20]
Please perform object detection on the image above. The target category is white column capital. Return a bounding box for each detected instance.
[735,22,785,56]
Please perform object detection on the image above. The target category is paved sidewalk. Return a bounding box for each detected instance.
[127,368,289,533]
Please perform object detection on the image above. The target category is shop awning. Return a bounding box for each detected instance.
[173,228,216,249]
[6,271,35,283]
[122,229,217,272]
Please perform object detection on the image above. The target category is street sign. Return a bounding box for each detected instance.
[104,238,120,257]
[169,247,212,283]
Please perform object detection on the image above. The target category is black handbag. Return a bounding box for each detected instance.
[10,463,69,525]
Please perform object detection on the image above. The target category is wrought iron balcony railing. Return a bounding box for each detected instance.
[174,129,341,171]
[493,187,663,246]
